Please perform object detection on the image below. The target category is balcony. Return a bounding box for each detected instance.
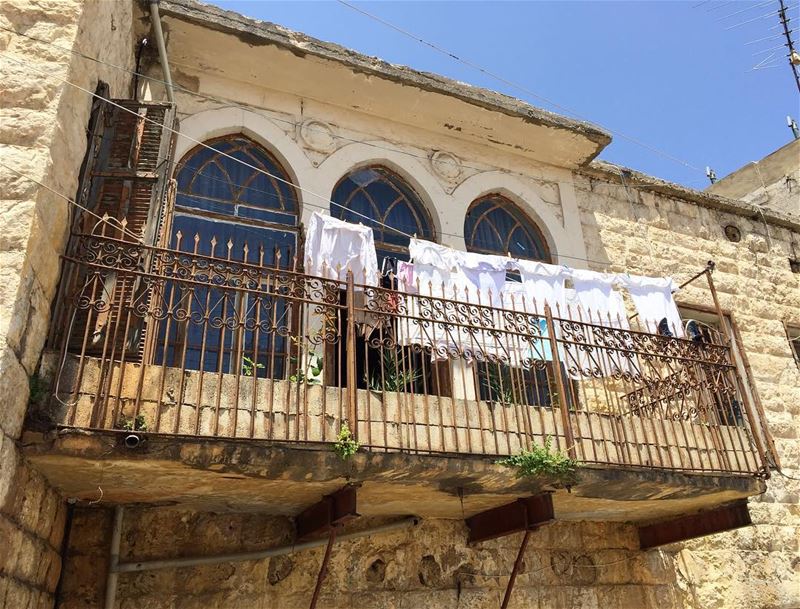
[25,229,769,530]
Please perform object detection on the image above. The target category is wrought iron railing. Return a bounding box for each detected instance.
[45,229,770,476]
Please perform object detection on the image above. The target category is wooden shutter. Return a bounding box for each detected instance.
[65,98,176,360]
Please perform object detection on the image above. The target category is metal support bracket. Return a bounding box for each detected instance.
[465,494,554,545]
[308,526,338,609]
[465,494,555,609]
[296,485,360,542]
[638,500,752,549]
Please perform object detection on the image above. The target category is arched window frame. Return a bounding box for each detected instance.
[172,134,300,235]
[330,165,435,262]
[464,194,551,263]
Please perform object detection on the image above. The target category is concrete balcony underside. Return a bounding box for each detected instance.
[23,429,764,525]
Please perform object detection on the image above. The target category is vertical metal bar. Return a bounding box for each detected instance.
[500,529,531,609]
[544,305,576,460]
[345,271,358,438]
[308,527,337,609]
[706,269,769,471]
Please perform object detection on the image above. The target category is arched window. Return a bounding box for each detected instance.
[331,166,434,263]
[464,195,556,407]
[171,135,299,263]
[157,135,300,376]
[464,195,550,263]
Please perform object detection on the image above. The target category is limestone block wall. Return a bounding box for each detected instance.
[0,1,135,606]
[59,505,700,609]
[573,170,800,609]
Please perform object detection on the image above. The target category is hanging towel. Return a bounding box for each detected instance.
[453,251,509,304]
[515,259,570,314]
[563,270,639,379]
[304,212,379,286]
[569,269,627,327]
[621,275,684,338]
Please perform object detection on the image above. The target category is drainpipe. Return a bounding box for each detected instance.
[149,0,174,102]
[103,506,124,609]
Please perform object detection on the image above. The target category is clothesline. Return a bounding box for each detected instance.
[304,212,685,339]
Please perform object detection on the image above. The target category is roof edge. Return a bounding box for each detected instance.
[582,160,800,233]
[154,0,613,162]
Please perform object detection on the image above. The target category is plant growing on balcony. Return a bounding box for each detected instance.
[497,437,578,486]
[289,353,323,385]
[480,365,515,405]
[365,349,421,392]
[333,422,359,460]
[117,414,148,432]
[242,356,264,377]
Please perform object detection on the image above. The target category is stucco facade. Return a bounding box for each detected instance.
[1,1,799,608]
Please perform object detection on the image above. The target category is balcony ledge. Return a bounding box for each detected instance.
[22,428,765,524]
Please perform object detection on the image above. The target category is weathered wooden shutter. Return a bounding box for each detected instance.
[65,98,176,360]
[74,99,176,243]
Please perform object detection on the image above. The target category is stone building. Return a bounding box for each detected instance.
[1,1,798,608]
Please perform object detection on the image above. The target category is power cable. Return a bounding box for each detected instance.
[0,162,144,243]
[334,0,707,176]
[0,49,716,280]
[2,25,717,209]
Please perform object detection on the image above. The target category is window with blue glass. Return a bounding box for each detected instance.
[331,166,434,263]
[464,195,560,407]
[464,195,550,262]
[156,135,299,377]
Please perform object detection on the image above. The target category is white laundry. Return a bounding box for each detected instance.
[408,238,458,270]
[621,275,684,338]
[304,212,379,286]
[569,269,627,326]
[515,259,570,314]
[562,270,639,379]
[453,251,509,304]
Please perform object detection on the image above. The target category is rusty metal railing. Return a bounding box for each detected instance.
[45,229,769,476]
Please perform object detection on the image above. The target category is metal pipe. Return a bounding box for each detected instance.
[149,0,174,102]
[309,527,337,609]
[115,516,420,573]
[501,530,531,609]
[103,506,124,609]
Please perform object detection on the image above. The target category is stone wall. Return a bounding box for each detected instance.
[573,170,800,609]
[60,505,699,609]
[0,1,134,606]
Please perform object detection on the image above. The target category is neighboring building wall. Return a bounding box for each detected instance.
[707,138,800,218]
[572,172,800,609]
[60,506,695,609]
[0,1,134,606]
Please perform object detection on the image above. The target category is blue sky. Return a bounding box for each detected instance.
[212,1,799,189]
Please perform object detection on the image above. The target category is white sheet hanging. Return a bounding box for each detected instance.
[569,269,627,326]
[621,275,684,338]
[304,212,379,286]
[453,251,509,304]
[562,270,639,379]
[515,259,570,314]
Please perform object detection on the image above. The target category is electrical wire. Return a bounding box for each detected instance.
[334,0,707,176]
[3,50,664,274]
[0,48,723,283]
[2,19,705,180]
[0,23,716,214]
[0,162,144,243]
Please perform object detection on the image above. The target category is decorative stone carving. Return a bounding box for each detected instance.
[429,150,462,181]
[298,119,337,153]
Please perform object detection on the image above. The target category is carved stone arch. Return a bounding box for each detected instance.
[452,172,587,266]
[174,107,315,216]
[315,142,447,243]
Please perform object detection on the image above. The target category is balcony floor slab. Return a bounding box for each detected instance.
[22,429,765,524]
